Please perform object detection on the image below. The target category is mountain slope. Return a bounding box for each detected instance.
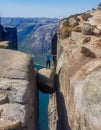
[2,17,59,55]
[20,23,58,54]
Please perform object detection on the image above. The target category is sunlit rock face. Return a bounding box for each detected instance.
[49,8,101,130]
[0,49,38,130]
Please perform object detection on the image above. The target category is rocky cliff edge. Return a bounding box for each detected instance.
[49,8,101,130]
[0,49,38,130]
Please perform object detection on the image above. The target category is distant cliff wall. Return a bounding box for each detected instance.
[0,25,18,50]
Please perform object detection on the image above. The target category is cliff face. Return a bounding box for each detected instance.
[0,25,18,50]
[0,23,39,130]
[0,49,38,130]
[49,9,101,130]
[19,22,58,55]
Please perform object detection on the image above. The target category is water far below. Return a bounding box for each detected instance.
[39,91,49,130]
[34,64,49,130]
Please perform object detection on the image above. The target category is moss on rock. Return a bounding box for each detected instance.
[81,47,96,58]
[81,13,92,21]
[5,121,21,130]
[73,26,81,32]
[58,27,72,39]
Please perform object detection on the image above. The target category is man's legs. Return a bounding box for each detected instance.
[46,60,50,69]
[46,61,48,68]
[48,60,50,69]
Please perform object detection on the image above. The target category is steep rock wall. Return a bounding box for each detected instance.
[49,8,101,130]
[0,49,38,130]
[56,9,101,130]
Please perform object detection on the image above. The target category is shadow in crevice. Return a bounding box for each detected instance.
[51,33,57,70]
[37,71,56,94]
[55,74,71,130]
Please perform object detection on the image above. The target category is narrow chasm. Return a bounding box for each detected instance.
[34,64,50,130]
[35,33,58,130]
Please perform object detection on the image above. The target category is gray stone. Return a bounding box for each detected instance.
[0,79,29,104]
[0,49,30,79]
[0,49,38,130]
[0,103,26,123]
[71,31,82,42]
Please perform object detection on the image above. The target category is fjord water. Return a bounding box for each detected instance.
[34,64,49,130]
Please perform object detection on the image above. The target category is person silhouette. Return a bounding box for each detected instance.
[46,50,51,69]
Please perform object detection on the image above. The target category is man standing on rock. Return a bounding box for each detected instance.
[46,50,51,69]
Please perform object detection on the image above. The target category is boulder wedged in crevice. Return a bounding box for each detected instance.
[37,68,56,94]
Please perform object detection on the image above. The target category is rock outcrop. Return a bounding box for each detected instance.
[97,2,101,10]
[0,49,38,130]
[0,41,10,49]
[49,8,101,130]
[0,25,18,50]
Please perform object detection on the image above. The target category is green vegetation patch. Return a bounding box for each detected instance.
[81,23,95,35]
[59,17,82,39]
[58,26,72,39]
[73,26,81,32]
[63,20,70,27]
[5,121,21,130]
[81,13,92,21]
[81,47,96,58]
